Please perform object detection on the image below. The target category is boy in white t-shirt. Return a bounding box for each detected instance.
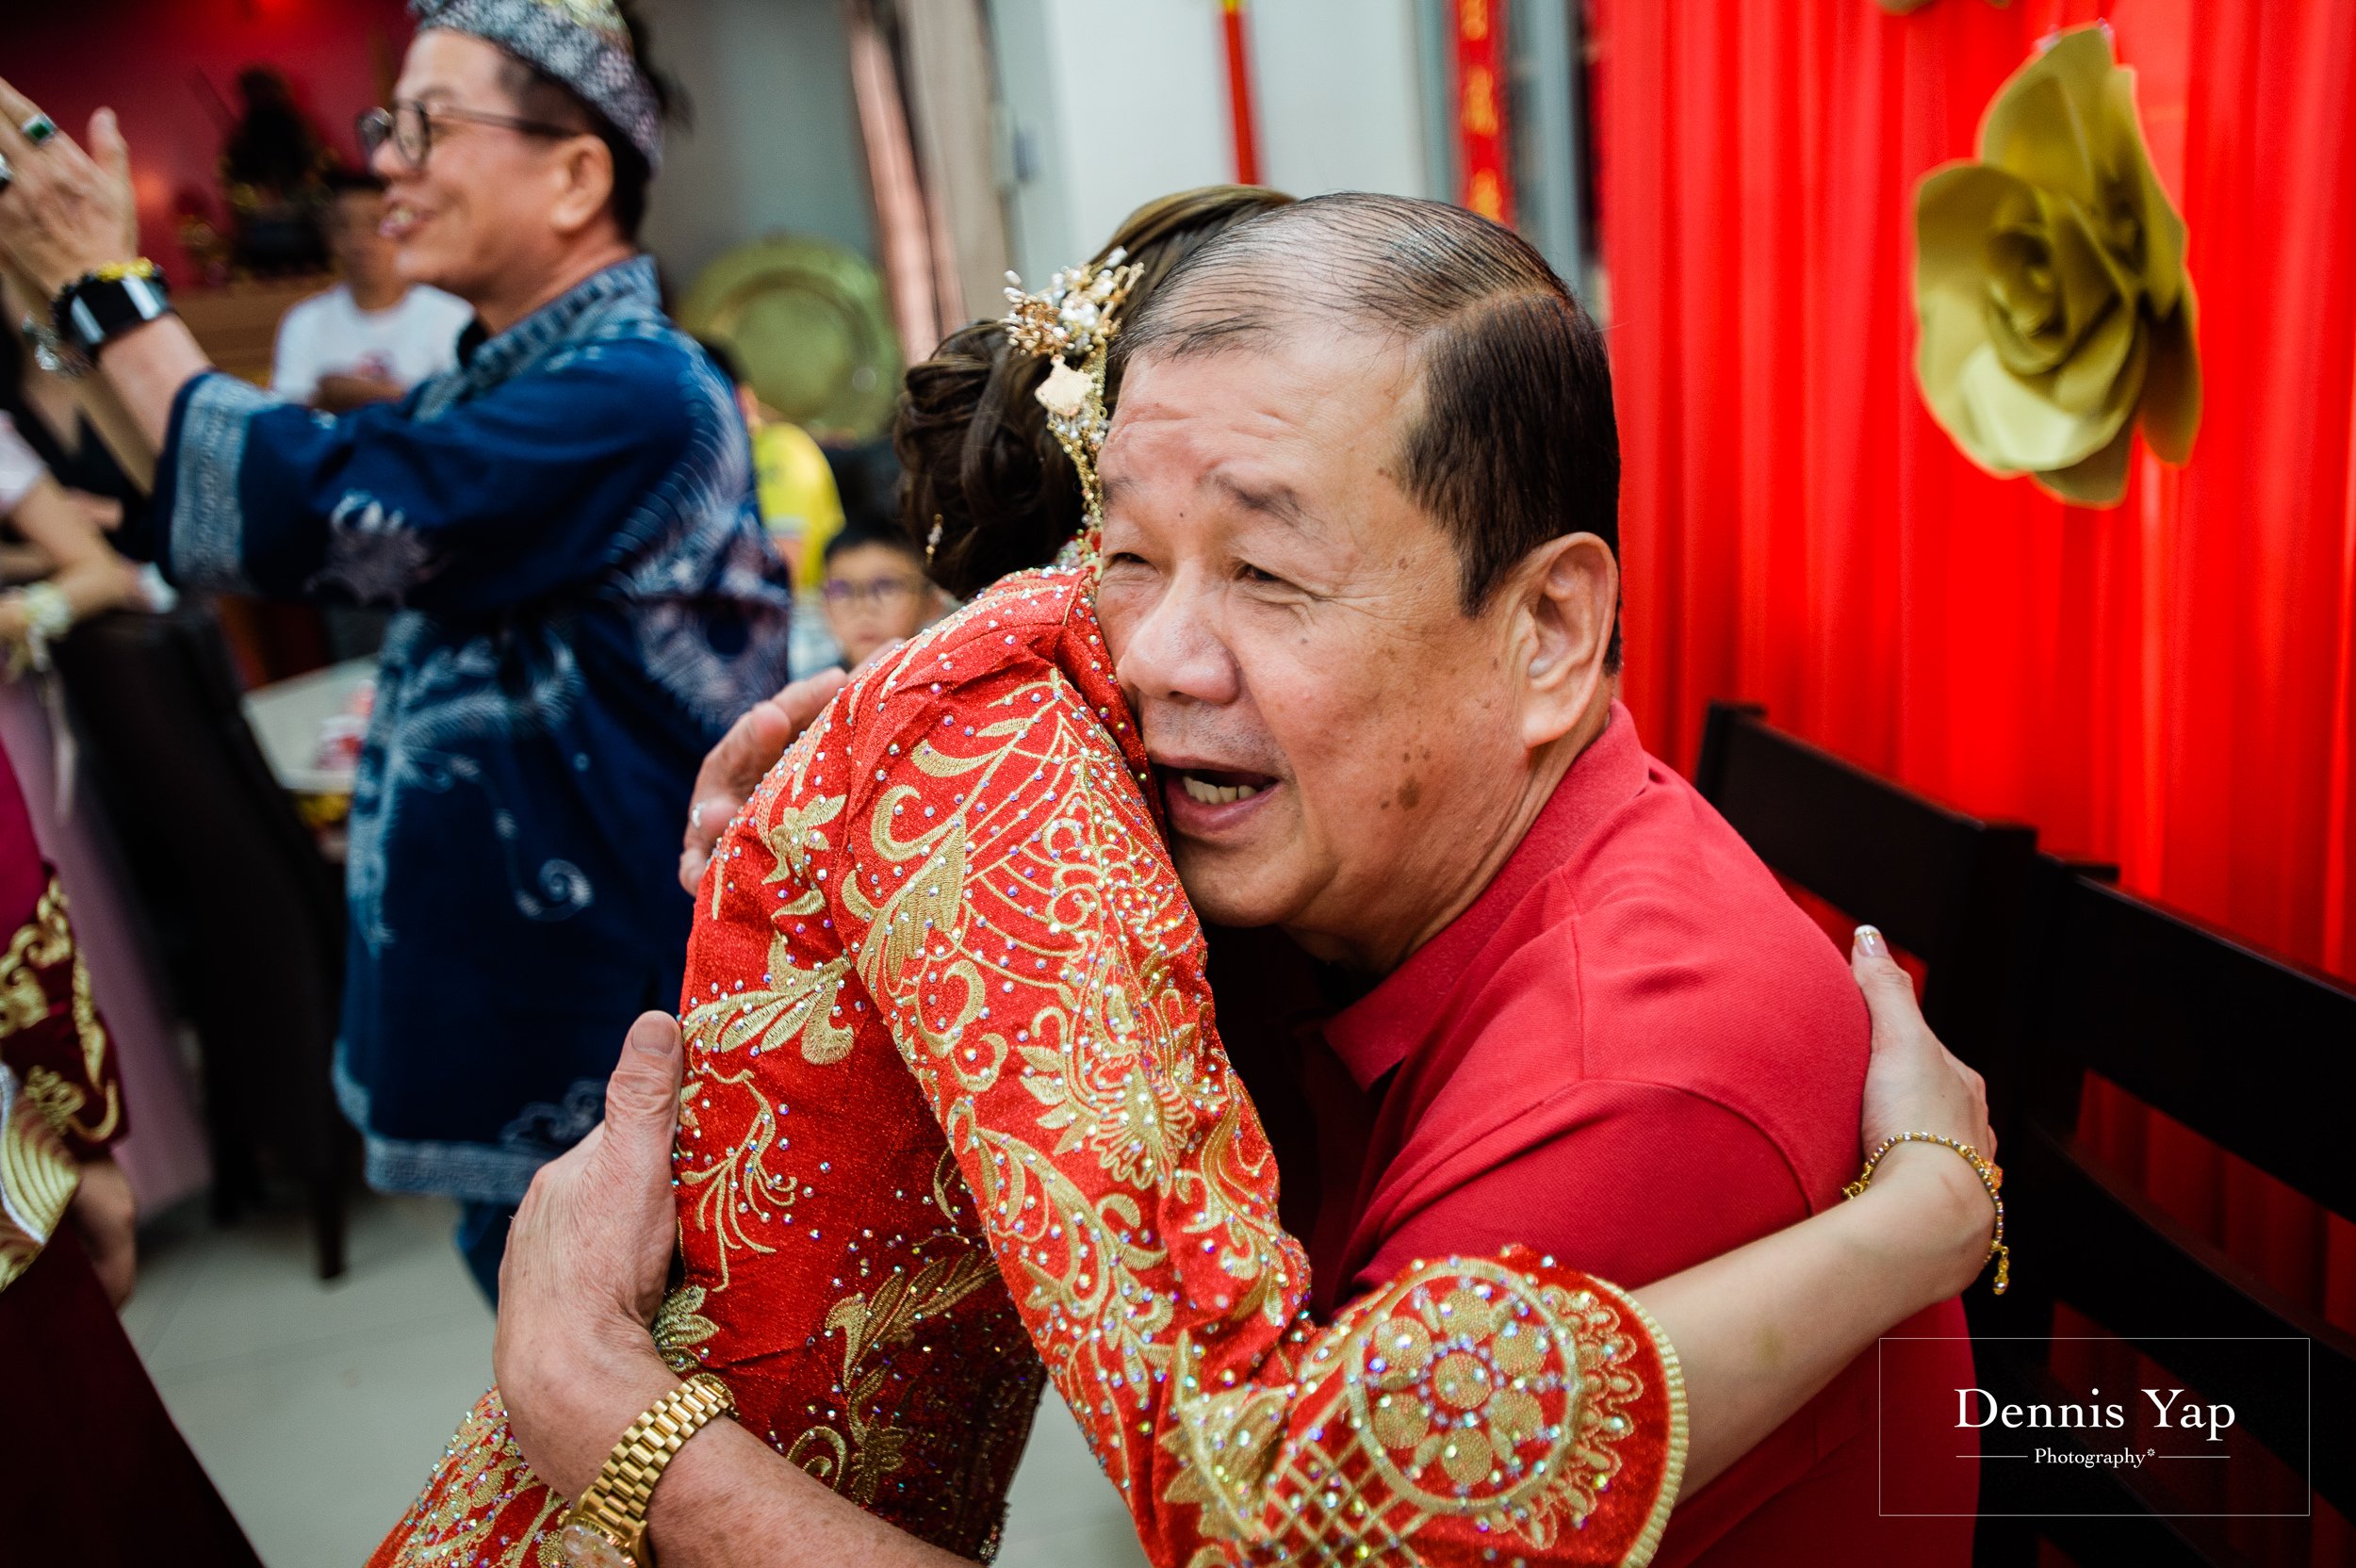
[271,171,473,411]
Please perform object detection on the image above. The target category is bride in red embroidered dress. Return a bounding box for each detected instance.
[375,189,1999,1568]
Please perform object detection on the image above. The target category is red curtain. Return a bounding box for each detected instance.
[1591,0,2354,1548]
[13,0,413,287]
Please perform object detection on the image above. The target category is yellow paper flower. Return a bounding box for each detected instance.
[1914,24,2199,504]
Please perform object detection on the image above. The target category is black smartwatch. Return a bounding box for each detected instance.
[51,260,174,358]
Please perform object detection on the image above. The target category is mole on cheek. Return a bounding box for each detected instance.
[1399,776,1422,810]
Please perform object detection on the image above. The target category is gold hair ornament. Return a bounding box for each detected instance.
[1003,249,1143,554]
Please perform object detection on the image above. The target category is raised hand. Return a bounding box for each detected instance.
[0,81,139,296]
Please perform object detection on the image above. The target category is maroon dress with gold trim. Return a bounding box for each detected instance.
[0,744,261,1565]
[375,567,1686,1566]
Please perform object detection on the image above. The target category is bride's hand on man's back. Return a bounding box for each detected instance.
[1849,925,2003,1295]
[1850,925,1992,1160]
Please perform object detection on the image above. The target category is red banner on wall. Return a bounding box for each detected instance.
[1454,0,1513,224]
[1222,0,1262,186]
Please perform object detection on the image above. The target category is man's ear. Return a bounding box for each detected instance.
[1513,531,1618,749]
[548,136,617,237]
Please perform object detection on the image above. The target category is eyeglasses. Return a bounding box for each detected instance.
[822,576,923,610]
[356,102,583,170]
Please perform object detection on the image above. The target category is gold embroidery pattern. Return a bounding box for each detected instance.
[652,1284,721,1373]
[1,1068,77,1293]
[865,669,1223,1415]
[1161,1267,1663,1558]
[825,577,1683,1563]
[0,874,118,1294]
[374,1389,569,1568]
[371,571,1683,1567]
[66,939,112,1135]
[662,639,1053,1553]
[785,1245,1004,1505]
[0,879,73,1033]
[0,879,120,1147]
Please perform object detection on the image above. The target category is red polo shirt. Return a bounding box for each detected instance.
[1304,705,1976,1565]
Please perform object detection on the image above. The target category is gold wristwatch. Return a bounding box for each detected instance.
[559,1372,736,1568]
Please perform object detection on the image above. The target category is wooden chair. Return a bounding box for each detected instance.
[1693,702,2038,1080]
[55,607,352,1279]
[1978,861,2356,1565]
[1693,707,2052,1545]
[1695,702,2352,1564]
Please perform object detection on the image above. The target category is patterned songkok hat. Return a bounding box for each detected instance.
[411,0,663,171]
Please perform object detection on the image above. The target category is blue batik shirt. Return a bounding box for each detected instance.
[151,257,794,1203]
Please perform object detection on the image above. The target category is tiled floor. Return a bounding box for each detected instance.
[123,1191,1148,1567]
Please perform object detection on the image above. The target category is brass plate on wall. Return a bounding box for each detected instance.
[680,236,900,439]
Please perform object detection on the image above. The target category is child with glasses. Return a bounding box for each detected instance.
[819,525,942,671]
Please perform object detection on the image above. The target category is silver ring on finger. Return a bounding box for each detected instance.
[0,152,12,193]
[20,114,58,148]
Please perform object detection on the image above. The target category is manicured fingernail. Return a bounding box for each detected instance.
[1856,924,1888,958]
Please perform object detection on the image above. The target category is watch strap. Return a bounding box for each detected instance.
[51,261,172,358]
[566,1372,735,1556]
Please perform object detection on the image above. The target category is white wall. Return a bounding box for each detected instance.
[991,0,1233,282]
[989,0,1436,280]
[1247,0,1432,203]
[639,0,878,293]
[987,0,1083,286]
[625,1,1513,310]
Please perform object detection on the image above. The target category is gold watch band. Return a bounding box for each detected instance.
[563,1372,735,1565]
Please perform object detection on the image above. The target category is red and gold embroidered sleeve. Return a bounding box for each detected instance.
[827,612,1690,1567]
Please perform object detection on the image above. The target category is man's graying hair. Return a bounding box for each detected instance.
[1117,192,1622,671]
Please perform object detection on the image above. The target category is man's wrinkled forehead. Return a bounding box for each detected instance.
[1122,264,1375,371]
[1101,459,1316,539]
[1105,328,1414,485]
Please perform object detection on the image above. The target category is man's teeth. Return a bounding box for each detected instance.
[1181,774,1259,806]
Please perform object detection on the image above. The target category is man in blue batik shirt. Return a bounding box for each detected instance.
[0,1,793,1298]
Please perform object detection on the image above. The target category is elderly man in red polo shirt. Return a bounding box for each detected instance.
[1082,194,1976,1565]
[565,191,1983,1563]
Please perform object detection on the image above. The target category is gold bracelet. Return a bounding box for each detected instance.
[1842,1132,2009,1295]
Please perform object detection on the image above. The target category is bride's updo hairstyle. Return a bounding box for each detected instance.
[895,185,1294,600]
